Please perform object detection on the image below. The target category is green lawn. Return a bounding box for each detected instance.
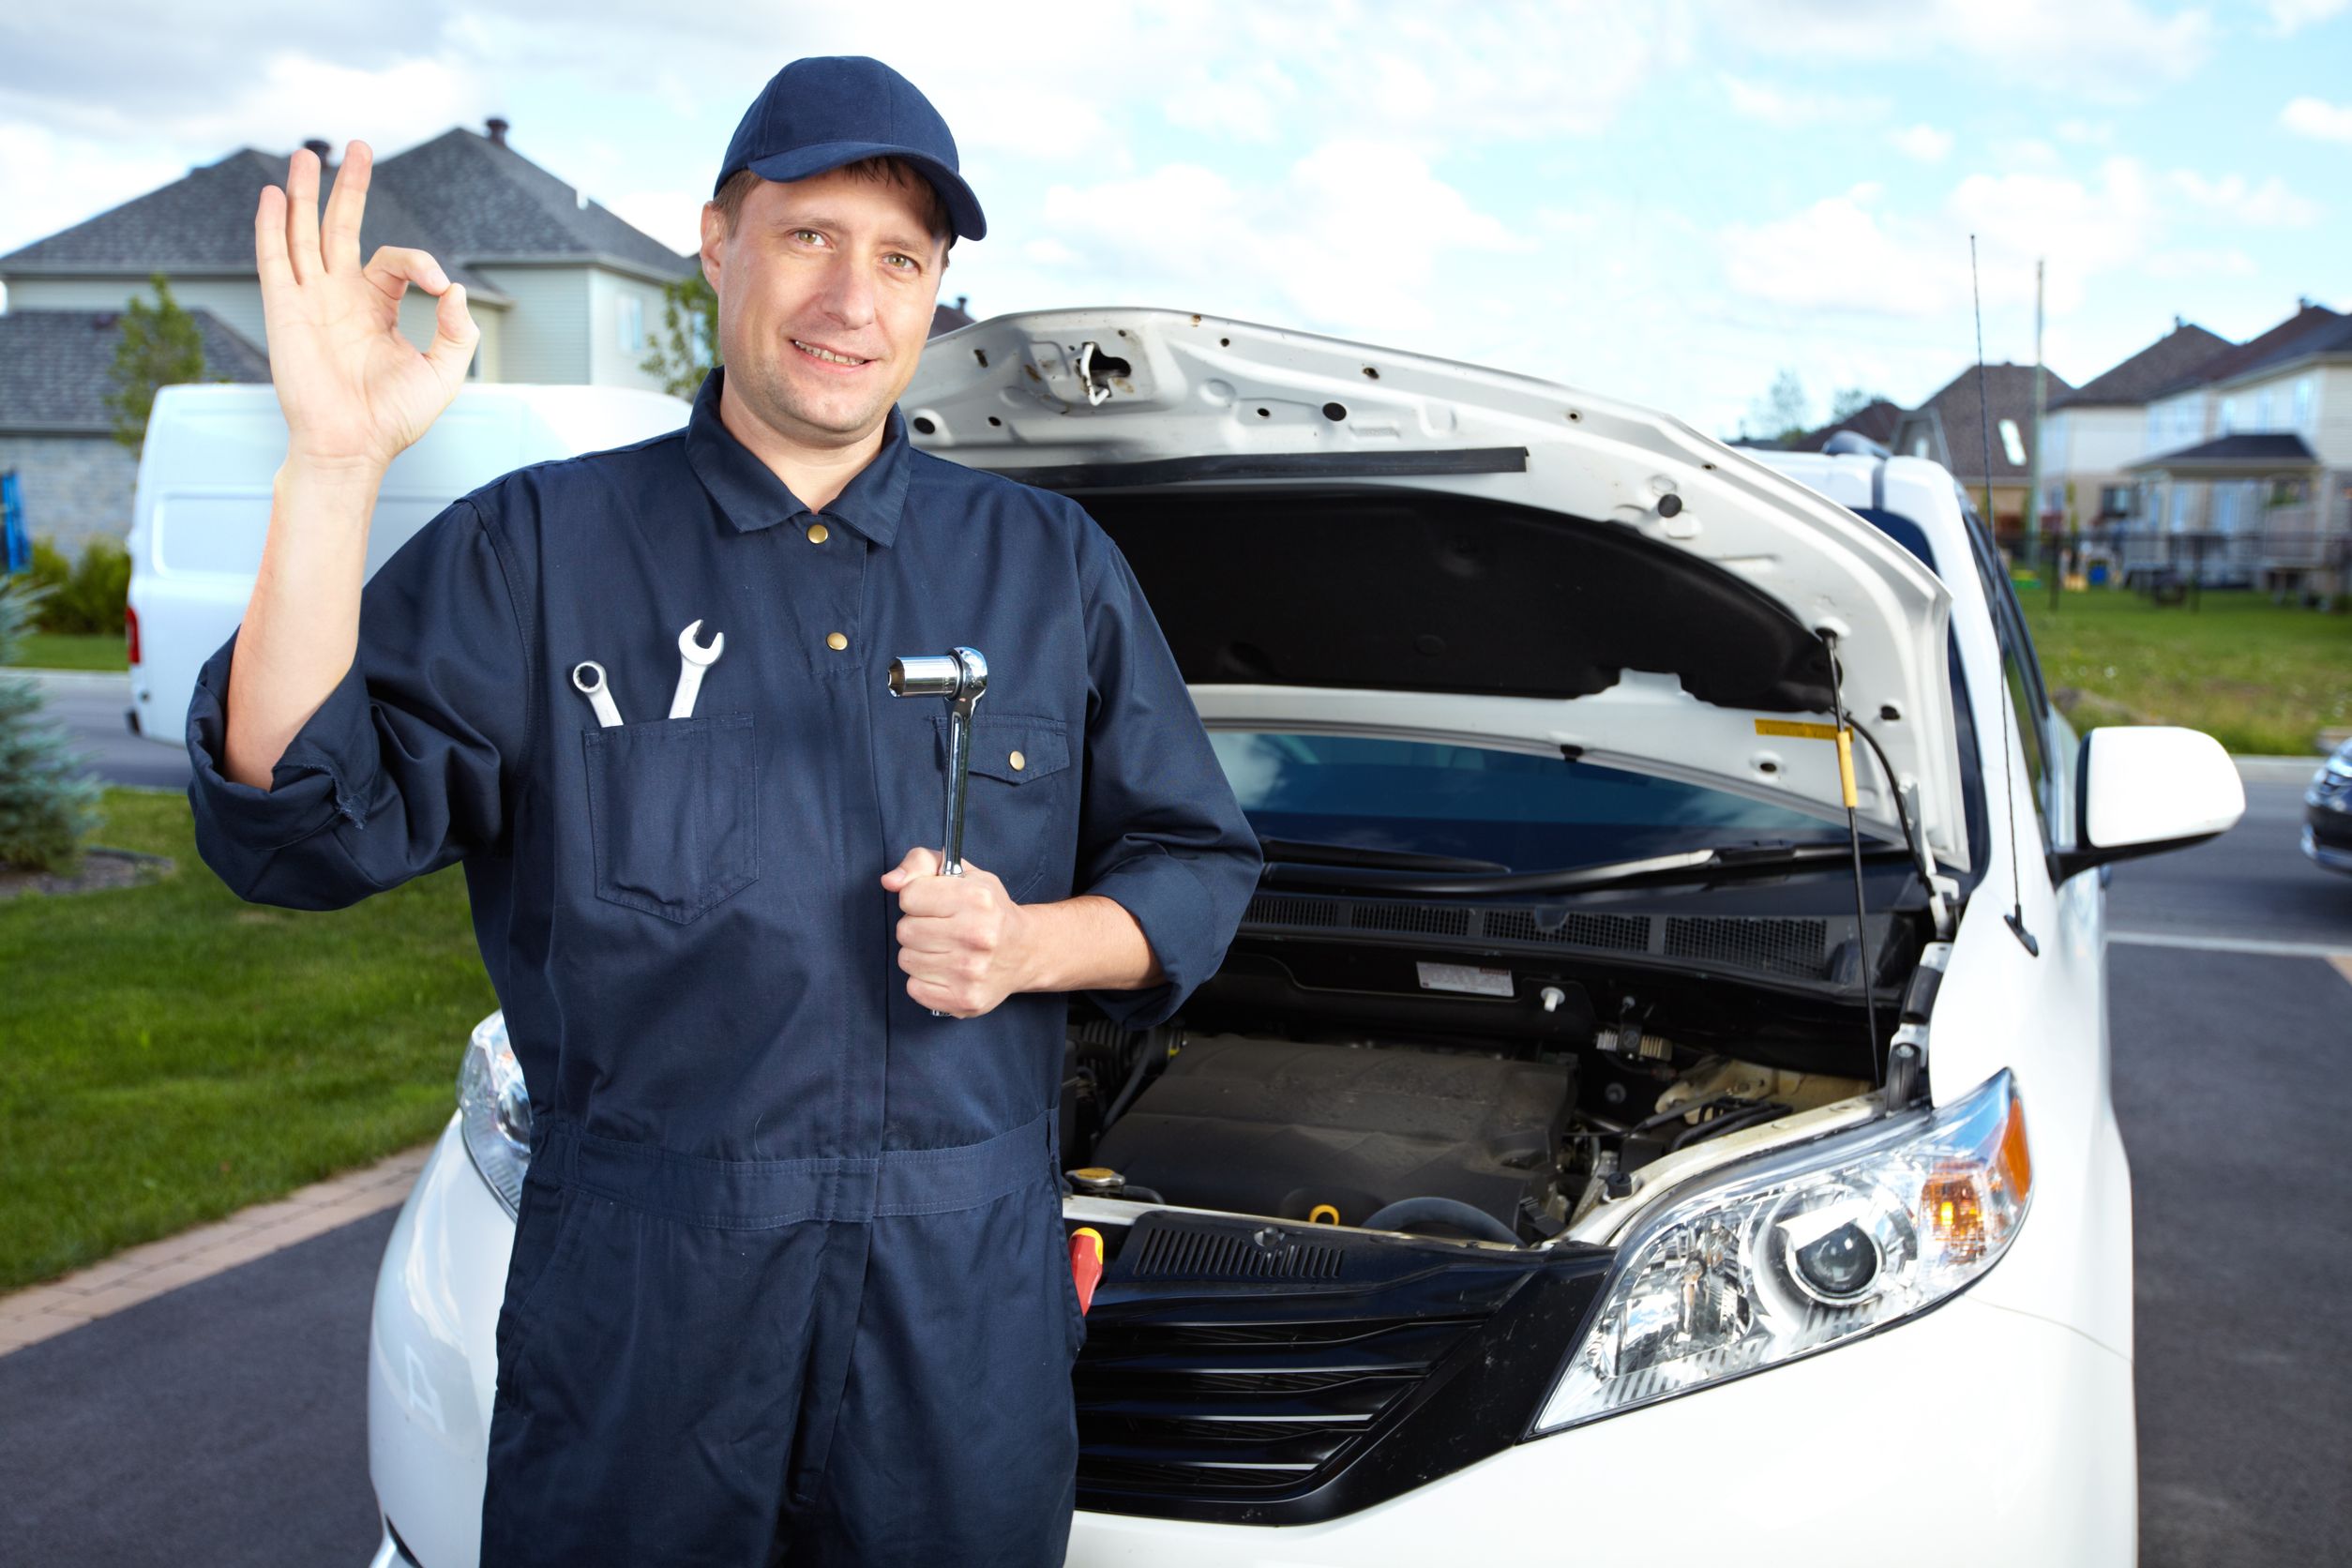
[0,789,493,1293]
[8,631,129,671]
[2020,589,2351,756]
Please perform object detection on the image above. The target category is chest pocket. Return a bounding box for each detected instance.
[581,713,760,923]
[938,713,1072,904]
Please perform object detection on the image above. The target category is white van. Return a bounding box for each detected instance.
[124,382,691,746]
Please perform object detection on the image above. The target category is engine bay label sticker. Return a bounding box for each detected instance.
[1753,719,1842,740]
[1415,961,1513,997]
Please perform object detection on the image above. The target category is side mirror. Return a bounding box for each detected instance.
[2052,725,2244,882]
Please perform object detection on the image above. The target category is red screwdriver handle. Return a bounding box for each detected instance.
[1069,1227,1105,1316]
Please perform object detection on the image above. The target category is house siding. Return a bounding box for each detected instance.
[0,432,138,555]
[588,268,672,389]
[471,265,589,383]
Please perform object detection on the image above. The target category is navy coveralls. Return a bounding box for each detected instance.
[184,366,1262,1565]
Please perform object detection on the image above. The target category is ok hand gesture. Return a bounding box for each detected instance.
[255,140,478,476]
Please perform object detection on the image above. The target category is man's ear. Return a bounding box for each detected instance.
[699,201,726,291]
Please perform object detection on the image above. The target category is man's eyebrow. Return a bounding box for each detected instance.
[771,212,936,255]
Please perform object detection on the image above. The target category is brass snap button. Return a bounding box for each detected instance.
[825,632,849,651]
[806,522,829,544]
[1009,750,1026,771]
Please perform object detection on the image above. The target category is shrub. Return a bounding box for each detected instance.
[0,577,104,872]
[23,534,129,636]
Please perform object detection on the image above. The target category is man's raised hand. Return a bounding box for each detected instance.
[255,140,478,477]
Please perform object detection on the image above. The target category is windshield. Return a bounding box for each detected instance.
[1209,731,1848,873]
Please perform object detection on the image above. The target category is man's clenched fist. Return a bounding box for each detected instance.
[880,846,1037,1018]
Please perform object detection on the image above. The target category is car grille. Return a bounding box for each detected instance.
[1073,1213,1612,1524]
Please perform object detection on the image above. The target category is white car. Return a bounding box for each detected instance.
[363,309,2243,1568]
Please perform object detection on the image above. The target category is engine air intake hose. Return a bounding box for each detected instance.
[1357,1196,1520,1245]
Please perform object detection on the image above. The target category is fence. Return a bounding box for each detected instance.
[1991,526,2350,602]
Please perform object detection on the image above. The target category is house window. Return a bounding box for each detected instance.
[618,294,644,355]
[2220,397,2238,433]
[2254,388,2273,430]
[1998,418,2026,466]
[2294,377,2314,433]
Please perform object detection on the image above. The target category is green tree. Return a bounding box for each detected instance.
[0,577,102,872]
[104,273,211,460]
[1829,386,1888,422]
[640,272,720,400]
[1746,368,1811,444]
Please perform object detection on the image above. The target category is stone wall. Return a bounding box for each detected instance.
[0,433,138,559]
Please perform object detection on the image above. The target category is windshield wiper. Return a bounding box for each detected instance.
[1255,837,1510,874]
[1257,840,1915,897]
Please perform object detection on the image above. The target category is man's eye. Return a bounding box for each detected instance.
[792,229,823,245]
[884,254,917,271]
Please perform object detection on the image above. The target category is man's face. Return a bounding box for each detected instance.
[700,166,947,449]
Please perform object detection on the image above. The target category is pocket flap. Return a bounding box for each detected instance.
[938,714,1071,784]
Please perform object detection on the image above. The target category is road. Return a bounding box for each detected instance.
[3,676,2346,1564]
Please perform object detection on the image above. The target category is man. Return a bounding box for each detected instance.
[186,55,1260,1565]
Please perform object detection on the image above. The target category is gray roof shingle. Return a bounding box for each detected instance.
[1892,363,2076,483]
[0,128,699,299]
[2129,432,2319,470]
[0,307,271,432]
[2144,303,2346,400]
[2051,322,2234,409]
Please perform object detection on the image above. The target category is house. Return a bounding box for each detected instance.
[2037,319,2233,532]
[0,308,273,558]
[1786,398,1903,454]
[2123,299,2350,595]
[1888,363,2077,532]
[0,121,699,556]
[0,119,988,560]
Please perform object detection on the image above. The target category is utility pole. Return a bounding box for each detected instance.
[2031,258,2054,610]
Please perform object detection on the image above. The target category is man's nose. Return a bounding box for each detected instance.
[814,252,877,328]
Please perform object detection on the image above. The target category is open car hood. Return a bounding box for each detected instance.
[904,308,1968,871]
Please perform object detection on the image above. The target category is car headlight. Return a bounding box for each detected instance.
[456,1010,532,1215]
[1535,1068,2031,1433]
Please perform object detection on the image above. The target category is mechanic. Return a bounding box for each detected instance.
[184,54,1260,1566]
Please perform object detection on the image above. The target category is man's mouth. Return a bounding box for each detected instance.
[792,339,871,368]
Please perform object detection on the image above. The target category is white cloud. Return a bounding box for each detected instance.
[1031,140,1537,338]
[2167,170,2320,227]
[0,122,186,258]
[1720,75,1859,128]
[604,188,707,257]
[1891,123,1953,161]
[2056,119,2116,145]
[2143,248,2259,280]
[1721,158,2164,319]
[2281,97,2352,143]
[1721,184,1951,317]
[2264,0,2348,34]
[1715,0,2213,102]
[1992,138,2062,169]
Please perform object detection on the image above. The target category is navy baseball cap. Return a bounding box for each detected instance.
[714,56,986,242]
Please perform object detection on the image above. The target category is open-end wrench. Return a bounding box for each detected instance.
[670,620,724,718]
[571,661,623,728]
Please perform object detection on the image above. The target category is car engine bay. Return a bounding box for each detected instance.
[1060,982,1878,1247]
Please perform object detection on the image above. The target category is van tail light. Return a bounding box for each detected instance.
[125,603,141,666]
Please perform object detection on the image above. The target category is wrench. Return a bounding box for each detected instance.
[670,620,724,718]
[571,661,623,728]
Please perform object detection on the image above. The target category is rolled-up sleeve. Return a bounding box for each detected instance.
[1069,509,1261,1030]
[186,492,535,909]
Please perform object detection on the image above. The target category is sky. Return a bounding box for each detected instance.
[2,0,2346,438]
